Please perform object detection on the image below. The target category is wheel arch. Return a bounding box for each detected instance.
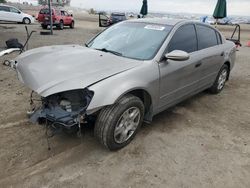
[224,61,231,80]
[87,86,154,122]
[118,89,153,122]
[23,17,31,24]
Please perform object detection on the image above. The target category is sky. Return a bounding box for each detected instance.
[72,0,250,16]
[8,0,250,16]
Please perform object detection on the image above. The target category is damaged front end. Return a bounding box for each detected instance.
[29,88,94,134]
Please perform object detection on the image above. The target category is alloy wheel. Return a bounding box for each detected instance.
[114,107,141,144]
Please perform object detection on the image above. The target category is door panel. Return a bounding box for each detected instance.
[158,53,202,109]
[0,11,7,21]
[158,23,202,110]
[196,24,225,87]
[64,11,71,25]
[9,7,22,22]
[198,47,224,87]
[0,6,10,21]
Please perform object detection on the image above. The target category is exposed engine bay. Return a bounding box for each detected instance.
[29,88,94,134]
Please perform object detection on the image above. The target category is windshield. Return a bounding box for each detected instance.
[88,22,172,60]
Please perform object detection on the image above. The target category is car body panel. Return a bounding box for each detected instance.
[87,60,159,115]
[0,5,34,23]
[15,45,142,97]
[158,53,203,109]
[14,19,236,124]
[37,8,74,26]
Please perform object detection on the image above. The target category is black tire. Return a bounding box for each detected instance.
[59,20,64,30]
[209,64,229,94]
[23,17,31,24]
[41,24,47,29]
[70,21,74,29]
[94,94,145,151]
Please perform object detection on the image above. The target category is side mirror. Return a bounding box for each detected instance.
[165,50,190,61]
[70,14,73,17]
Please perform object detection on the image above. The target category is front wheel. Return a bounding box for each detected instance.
[70,21,74,29]
[41,24,47,29]
[58,21,64,30]
[23,17,31,24]
[94,95,144,150]
[209,64,229,94]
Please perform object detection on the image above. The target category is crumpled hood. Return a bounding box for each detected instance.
[16,45,141,97]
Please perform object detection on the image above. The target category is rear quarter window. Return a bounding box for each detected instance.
[196,25,218,50]
[216,31,222,44]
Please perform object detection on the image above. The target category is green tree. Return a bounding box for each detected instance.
[0,0,6,3]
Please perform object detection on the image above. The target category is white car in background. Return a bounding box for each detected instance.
[0,4,34,24]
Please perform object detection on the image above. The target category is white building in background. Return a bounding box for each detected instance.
[38,0,70,6]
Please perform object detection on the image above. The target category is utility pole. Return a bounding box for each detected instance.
[48,0,53,35]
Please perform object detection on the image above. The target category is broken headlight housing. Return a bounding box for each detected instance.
[30,88,94,132]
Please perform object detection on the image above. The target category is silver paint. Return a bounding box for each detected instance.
[15,19,236,120]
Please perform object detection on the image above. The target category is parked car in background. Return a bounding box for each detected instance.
[0,4,34,24]
[37,8,74,30]
[108,12,127,25]
[14,19,236,150]
[99,12,126,27]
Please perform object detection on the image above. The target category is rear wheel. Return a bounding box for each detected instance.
[209,64,229,94]
[59,20,64,30]
[94,95,144,150]
[41,24,47,29]
[23,17,31,24]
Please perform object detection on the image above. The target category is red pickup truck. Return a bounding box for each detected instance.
[37,8,74,30]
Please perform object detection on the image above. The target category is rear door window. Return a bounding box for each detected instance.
[56,10,61,15]
[0,6,10,12]
[10,7,20,14]
[168,24,197,53]
[61,11,66,16]
[196,25,218,50]
[40,9,54,15]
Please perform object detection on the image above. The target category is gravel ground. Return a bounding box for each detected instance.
[0,18,250,188]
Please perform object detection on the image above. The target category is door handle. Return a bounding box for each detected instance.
[195,62,202,68]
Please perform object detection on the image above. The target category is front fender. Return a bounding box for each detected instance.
[86,62,159,115]
[86,80,153,114]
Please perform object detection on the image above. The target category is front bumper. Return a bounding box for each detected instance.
[42,20,60,25]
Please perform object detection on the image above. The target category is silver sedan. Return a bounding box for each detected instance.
[15,18,236,150]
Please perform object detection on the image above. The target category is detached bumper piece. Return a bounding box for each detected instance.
[30,106,82,133]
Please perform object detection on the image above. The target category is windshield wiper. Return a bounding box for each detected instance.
[95,48,122,56]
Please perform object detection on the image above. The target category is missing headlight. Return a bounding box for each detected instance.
[29,88,94,132]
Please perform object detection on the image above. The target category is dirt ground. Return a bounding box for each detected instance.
[0,17,250,188]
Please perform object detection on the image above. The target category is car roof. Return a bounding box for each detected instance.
[40,7,64,11]
[111,12,125,15]
[126,18,188,26]
[0,4,17,8]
